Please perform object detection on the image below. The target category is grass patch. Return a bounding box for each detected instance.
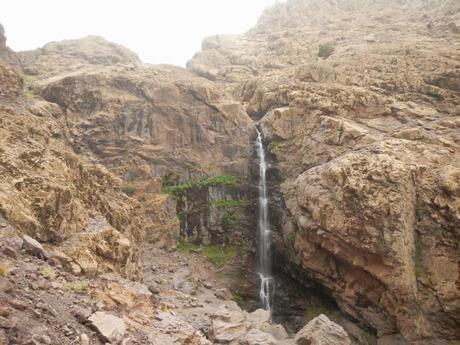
[178,240,237,268]
[163,175,238,197]
[63,280,89,293]
[0,262,12,277]
[318,44,335,59]
[39,265,56,279]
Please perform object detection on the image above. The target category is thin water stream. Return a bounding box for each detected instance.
[255,127,275,311]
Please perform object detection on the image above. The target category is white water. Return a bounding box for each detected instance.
[255,127,275,311]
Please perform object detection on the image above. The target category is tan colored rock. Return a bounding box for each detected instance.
[88,312,126,344]
[188,0,460,342]
[294,314,351,345]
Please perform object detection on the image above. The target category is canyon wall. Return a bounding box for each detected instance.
[189,0,460,343]
[0,27,255,280]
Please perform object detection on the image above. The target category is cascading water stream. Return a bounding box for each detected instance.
[255,126,275,312]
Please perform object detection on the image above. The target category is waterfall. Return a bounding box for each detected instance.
[255,127,275,311]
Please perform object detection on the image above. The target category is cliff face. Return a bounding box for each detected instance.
[189,0,460,342]
[0,27,255,280]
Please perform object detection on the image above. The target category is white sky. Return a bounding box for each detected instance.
[1,0,282,66]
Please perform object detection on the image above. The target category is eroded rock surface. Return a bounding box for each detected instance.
[189,0,460,342]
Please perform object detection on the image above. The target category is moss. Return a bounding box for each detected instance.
[122,184,136,196]
[178,240,237,268]
[212,199,245,209]
[0,262,11,277]
[39,265,56,279]
[63,280,89,293]
[163,175,238,197]
[318,44,335,59]
[414,235,430,285]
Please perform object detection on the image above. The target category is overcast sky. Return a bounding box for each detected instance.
[1,0,282,66]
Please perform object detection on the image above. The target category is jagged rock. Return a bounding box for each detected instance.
[260,324,289,341]
[71,307,93,323]
[215,287,233,300]
[238,328,277,345]
[294,315,351,345]
[88,312,126,344]
[188,0,460,342]
[247,309,271,327]
[22,235,49,260]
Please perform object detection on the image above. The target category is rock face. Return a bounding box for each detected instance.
[0,22,254,279]
[189,0,460,342]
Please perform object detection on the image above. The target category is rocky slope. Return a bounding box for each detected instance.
[189,0,460,343]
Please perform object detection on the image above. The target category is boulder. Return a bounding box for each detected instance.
[88,312,126,344]
[22,235,49,260]
[294,315,351,345]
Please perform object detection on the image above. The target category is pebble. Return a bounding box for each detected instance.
[10,298,28,310]
[80,333,90,345]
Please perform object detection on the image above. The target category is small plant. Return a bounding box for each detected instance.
[212,199,245,209]
[163,175,239,197]
[318,44,335,59]
[63,280,89,293]
[0,262,11,277]
[269,141,281,151]
[39,265,56,279]
[178,240,237,268]
[122,184,136,196]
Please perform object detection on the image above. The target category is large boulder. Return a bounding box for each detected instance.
[294,315,351,345]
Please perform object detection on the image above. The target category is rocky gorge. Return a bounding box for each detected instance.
[1,0,459,344]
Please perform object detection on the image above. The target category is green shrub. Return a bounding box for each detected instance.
[318,44,335,59]
[39,265,56,279]
[163,175,238,197]
[269,141,281,151]
[178,240,237,268]
[63,280,89,293]
[0,262,11,277]
[212,199,245,209]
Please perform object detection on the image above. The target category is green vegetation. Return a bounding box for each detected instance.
[122,184,136,196]
[162,171,180,187]
[0,262,11,277]
[39,265,56,279]
[63,280,89,293]
[269,141,281,151]
[414,235,430,285]
[178,240,237,268]
[318,44,335,59]
[163,175,238,197]
[212,199,245,209]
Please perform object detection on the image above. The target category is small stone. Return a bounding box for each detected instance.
[0,306,9,317]
[202,281,213,289]
[10,298,28,310]
[80,333,90,345]
[214,288,232,300]
[148,284,160,294]
[2,246,17,259]
[72,307,92,323]
[38,334,52,344]
[70,263,82,275]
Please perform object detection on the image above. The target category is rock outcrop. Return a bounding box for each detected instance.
[189,0,460,342]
